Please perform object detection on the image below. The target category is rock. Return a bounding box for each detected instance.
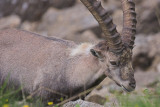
[36,3,98,39]
[103,0,121,11]
[112,9,123,33]
[133,33,160,71]
[0,0,76,21]
[136,0,160,34]
[50,0,76,9]
[100,0,160,34]
[157,63,160,73]
[83,71,160,106]
[0,0,50,21]
[135,0,144,4]
[85,85,120,106]
[64,30,100,43]
[85,94,106,105]
[85,78,121,106]
[135,71,160,87]
[20,21,38,31]
[63,99,104,107]
[0,15,21,29]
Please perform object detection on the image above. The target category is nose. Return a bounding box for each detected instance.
[129,78,136,89]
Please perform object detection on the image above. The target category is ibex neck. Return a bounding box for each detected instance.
[67,43,103,89]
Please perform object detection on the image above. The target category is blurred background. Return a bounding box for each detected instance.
[0,0,160,106]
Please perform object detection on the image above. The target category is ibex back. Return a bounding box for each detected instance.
[0,0,137,102]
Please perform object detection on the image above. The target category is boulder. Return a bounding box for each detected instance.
[0,15,21,29]
[36,3,98,39]
[135,71,160,87]
[0,0,76,21]
[102,0,160,34]
[64,30,100,43]
[63,99,104,107]
[133,33,160,71]
[50,0,76,9]
[20,21,38,32]
[136,0,160,34]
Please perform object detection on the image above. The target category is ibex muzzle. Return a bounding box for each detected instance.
[0,0,137,101]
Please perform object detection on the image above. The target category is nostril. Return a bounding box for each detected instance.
[132,80,136,84]
[130,78,136,84]
[129,83,136,89]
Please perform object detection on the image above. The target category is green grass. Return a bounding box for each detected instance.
[0,79,44,107]
[1,78,160,107]
[117,83,160,107]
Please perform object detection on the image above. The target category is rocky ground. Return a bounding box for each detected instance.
[0,0,160,106]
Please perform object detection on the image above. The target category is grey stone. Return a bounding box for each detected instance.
[136,0,160,34]
[0,0,76,21]
[63,99,104,107]
[135,71,160,87]
[36,3,98,39]
[133,33,160,71]
[0,15,21,29]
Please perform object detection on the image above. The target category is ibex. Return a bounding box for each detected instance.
[0,0,136,102]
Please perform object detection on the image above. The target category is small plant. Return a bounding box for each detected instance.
[0,78,44,107]
[117,84,160,107]
[75,104,80,107]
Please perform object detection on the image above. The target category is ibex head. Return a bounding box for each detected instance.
[81,0,137,92]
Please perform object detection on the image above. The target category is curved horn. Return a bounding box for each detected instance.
[121,0,137,49]
[80,0,123,53]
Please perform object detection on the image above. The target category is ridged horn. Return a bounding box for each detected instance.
[80,0,123,53]
[121,0,137,49]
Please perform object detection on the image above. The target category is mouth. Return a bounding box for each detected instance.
[114,80,133,92]
[115,81,121,87]
[109,77,135,92]
[122,85,131,92]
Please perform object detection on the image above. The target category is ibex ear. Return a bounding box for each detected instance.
[90,49,103,59]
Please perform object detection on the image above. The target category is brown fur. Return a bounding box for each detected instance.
[0,0,137,103]
[0,29,105,101]
[0,27,136,102]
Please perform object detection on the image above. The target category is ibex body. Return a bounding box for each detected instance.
[0,0,137,101]
[0,29,104,100]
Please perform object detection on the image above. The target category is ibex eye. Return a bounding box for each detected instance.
[110,61,117,66]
